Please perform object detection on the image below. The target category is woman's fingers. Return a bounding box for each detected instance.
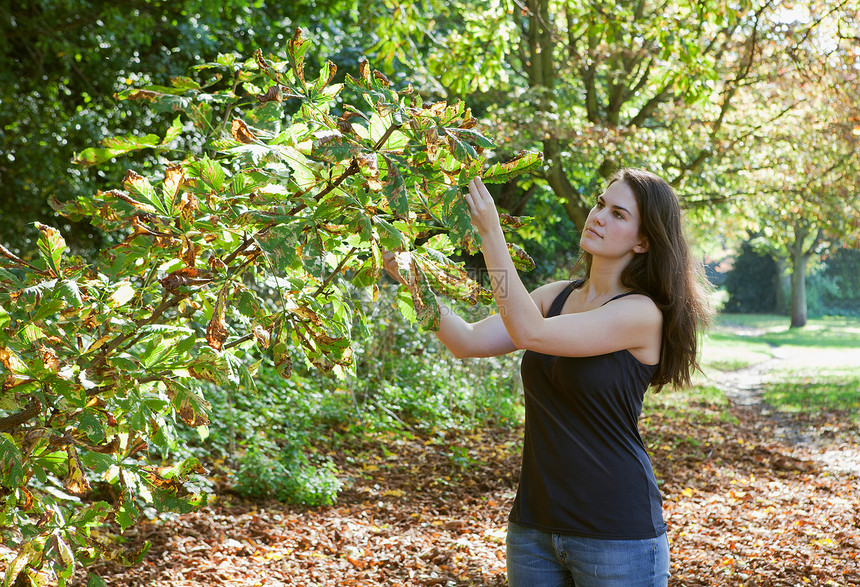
[465,177,501,236]
[381,249,408,285]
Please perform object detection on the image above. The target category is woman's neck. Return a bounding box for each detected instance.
[583,258,629,302]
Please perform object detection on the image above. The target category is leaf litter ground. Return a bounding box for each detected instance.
[78,399,859,586]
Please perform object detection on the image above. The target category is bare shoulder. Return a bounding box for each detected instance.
[529,280,575,316]
[610,293,663,325]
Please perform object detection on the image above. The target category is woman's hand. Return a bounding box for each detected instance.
[382,250,408,285]
[464,177,504,241]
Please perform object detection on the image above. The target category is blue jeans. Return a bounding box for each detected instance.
[506,521,670,587]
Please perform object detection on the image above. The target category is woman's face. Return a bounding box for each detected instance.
[580,180,648,260]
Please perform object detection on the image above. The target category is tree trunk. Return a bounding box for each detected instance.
[789,254,809,328]
[526,0,592,230]
[775,256,791,315]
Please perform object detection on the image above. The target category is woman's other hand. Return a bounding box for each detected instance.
[382,250,408,285]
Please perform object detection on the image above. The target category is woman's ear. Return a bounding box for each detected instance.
[633,237,649,254]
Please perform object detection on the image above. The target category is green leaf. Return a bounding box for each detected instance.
[116,498,138,533]
[73,132,161,167]
[382,156,408,215]
[30,297,65,323]
[447,127,495,149]
[77,409,105,444]
[151,487,208,514]
[482,152,543,184]
[0,434,24,487]
[374,217,408,250]
[162,115,183,145]
[198,155,226,192]
[257,224,301,273]
[70,501,112,528]
[123,170,169,216]
[34,223,66,277]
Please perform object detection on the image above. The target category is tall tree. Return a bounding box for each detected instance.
[728,0,860,327]
[365,0,788,226]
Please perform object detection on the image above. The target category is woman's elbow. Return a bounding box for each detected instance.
[508,328,536,352]
[442,341,474,360]
[508,336,528,352]
[451,349,471,360]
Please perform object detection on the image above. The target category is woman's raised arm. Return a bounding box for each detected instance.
[382,252,566,359]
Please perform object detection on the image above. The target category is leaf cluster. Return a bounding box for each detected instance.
[0,31,539,585]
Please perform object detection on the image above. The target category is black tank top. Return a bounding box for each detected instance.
[509,281,666,539]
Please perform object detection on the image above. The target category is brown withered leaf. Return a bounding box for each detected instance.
[254,48,278,82]
[461,107,479,129]
[162,164,186,202]
[231,119,258,145]
[37,346,60,373]
[290,28,306,82]
[122,89,162,102]
[208,256,228,273]
[253,325,271,349]
[177,192,199,221]
[123,216,160,244]
[18,486,33,509]
[206,285,230,351]
[127,438,149,457]
[143,468,183,494]
[65,445,91,495]
[359,58,372,85]
[373,70,390,87]
[180,236,197,268]
[0,347,24,372]
[499,213,528,229]
[158,267,211,294]
[89,437,121,455]
[164,380,211,427]
[336,117,353,134]
[36,509,54,530]
[287,304,325,329]
[257,85,283,103]
[358,152,383,191]
[1,373,32,392]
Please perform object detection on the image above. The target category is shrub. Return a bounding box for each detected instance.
[723,240,778,313]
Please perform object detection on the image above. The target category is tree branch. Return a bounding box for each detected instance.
[0,397,42,433]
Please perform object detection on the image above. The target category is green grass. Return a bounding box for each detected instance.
[702,313,860,426]
[764,377,860,415]
[700,331,775,372]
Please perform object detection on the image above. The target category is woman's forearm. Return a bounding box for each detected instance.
[464,178,545,349]
[478,231,543,348]
[433,301,518,359]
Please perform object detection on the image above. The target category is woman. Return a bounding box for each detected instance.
[384,168,711,586]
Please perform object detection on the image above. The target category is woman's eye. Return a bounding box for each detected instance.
[614,211,624,219]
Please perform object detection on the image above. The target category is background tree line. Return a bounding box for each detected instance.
[2,0,858,325]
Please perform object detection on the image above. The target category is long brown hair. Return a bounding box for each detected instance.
[575,168,712,391]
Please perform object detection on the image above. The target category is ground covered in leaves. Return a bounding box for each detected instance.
[77,399,859,586]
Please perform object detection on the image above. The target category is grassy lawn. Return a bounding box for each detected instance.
[700,313,860,424]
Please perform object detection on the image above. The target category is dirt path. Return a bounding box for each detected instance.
[710,342,860,477]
